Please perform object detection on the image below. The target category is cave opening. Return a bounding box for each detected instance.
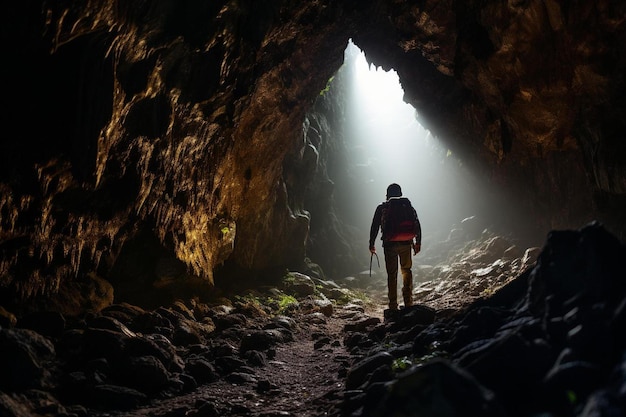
[341,40,474,249]
[318,40,537,279]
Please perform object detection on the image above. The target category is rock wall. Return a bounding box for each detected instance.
[1,0,625,309]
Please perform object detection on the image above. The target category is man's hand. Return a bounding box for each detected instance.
[413,243,421,255]
[369,245,376,254]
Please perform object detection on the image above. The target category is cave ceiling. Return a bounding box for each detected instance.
[1,0,625,305]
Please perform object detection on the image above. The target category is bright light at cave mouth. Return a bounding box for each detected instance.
[343,40,475,246]
[351,46,417,131]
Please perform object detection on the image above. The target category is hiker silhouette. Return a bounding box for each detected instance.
[369,183,422,311]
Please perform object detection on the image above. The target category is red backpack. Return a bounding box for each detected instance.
[381,197,419,241]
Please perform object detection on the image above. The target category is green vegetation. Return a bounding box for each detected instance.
[414,351,447,363]
[319,76,334,96]
[233,289,299,316]
[389,345,449,374]
[276,294,298,314]
[351,289,373,304]
[283,271,296,284]
[566,390,577,405]
[234,292,261,305]
[392,356,413,372]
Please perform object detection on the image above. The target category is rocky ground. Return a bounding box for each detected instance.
[2,220,626,417]
[88,302,367,417]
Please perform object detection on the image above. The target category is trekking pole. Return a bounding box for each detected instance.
[369,252,379,277]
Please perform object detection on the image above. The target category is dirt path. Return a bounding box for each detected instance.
[96,303,381,417]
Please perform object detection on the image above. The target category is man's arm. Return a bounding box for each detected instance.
[369,204,383,252]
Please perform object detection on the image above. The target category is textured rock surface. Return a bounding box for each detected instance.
[1,223,624,417]
[1,1,625,306]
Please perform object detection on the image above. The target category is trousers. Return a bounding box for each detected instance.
[383,241,413,309]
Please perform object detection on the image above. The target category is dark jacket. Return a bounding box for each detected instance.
[369,197,422,248]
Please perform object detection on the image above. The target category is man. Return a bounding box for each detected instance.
[369,183,421,311]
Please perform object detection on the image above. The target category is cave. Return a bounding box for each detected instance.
[1,1,626,416]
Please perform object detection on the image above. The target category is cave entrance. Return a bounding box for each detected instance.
[304,40,517,278]
[338,41,482,254]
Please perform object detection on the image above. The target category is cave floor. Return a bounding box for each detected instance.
[87,280,486,417]
[86,302,368,417]
[84,232,527,416]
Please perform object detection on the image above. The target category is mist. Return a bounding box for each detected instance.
[340,41,506,252]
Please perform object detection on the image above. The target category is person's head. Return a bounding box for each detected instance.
[386,183,402,199]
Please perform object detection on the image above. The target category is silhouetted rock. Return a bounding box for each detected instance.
[363,359,507,417]
[0,328,55,390]
[338,222,626,417]
[345,351,393,390]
